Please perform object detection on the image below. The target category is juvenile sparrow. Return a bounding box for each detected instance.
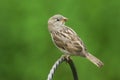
[48,14,104,68]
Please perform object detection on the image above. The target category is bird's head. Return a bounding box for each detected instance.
[48,14,68,26]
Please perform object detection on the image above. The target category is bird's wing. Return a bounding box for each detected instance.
[51,26,86,55]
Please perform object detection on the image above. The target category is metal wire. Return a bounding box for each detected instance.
[47,55,78,80]
[47,56,65,80]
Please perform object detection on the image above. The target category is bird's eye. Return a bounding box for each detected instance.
[56,18,60,21]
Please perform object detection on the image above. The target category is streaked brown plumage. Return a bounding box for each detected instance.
[48,14,104,68]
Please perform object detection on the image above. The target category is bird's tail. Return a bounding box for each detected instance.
[86,53,104,68]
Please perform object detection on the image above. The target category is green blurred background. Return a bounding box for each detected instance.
[0,0,120,80]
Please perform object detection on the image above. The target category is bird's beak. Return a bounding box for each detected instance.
[64,18,68,22]
[62,18,68,22]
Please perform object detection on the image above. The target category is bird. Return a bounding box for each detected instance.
[48,14,104,68]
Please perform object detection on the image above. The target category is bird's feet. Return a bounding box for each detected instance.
[61,55,71,61]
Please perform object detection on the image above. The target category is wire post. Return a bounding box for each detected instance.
[66,58,78,80]
[47,55,78,80]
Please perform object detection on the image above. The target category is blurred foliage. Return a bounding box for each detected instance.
[0,0,120,80]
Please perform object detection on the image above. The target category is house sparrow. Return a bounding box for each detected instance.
[48,14,104,68]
